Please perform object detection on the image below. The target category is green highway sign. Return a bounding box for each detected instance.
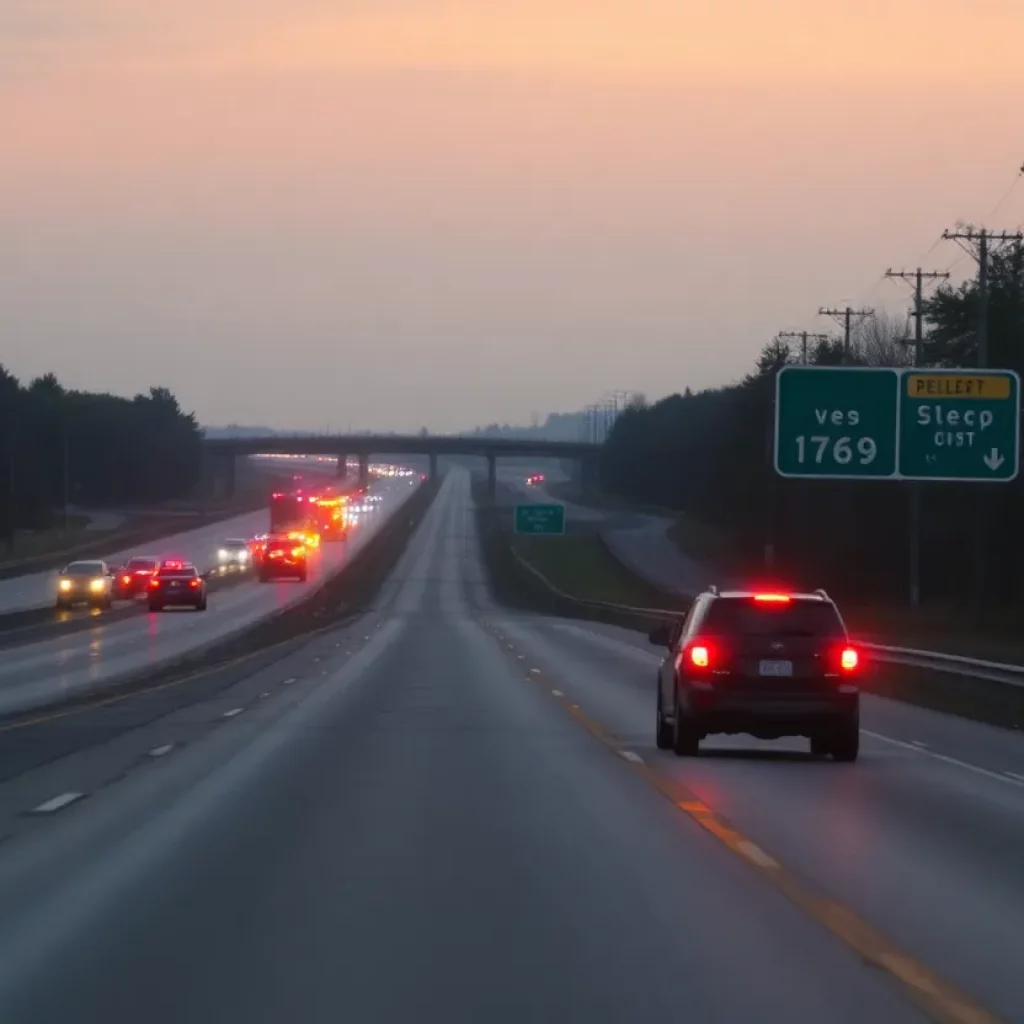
[514,503,565,535]
[774,366,1020,482]
[899,371,1019,481]
[774,367,899,479]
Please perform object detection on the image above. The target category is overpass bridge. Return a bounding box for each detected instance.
[201,434,603,501]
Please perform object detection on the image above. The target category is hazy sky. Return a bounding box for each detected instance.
[2,1,1022,432]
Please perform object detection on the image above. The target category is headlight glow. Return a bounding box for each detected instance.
[58,579,72,592]
[218,549,228,560]
[89,578,105,592]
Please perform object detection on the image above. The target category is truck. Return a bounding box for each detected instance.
[269,488,347,545]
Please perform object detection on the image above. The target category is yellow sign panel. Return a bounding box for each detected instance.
[906,374,1012,400]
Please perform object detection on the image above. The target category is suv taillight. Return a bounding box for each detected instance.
[840,646,858,671]
[684,637,714,669]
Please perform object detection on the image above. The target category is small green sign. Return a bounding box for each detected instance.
[515,503,565,535]
[774,367,899,479]
[899,370,1019,481]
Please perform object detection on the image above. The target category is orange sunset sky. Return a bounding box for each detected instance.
[2,0,1022,430]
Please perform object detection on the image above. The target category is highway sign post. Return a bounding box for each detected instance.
[774,367,1020,482]
[514,503,566,535]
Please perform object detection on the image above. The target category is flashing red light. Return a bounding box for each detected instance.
[272,492,283,499]
[291,546,304,558]
[122,575,131,585]
[840,647,858,671]
[149,578,160,589]
[689,644,710,668]
[162,560,184,570]
[753,593,791,603]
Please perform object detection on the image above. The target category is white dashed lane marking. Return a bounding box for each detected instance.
[222,708,244,719]
[32,792,85,814]
[148,744,174,758]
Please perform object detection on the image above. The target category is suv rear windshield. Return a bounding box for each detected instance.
[702,598,845,638]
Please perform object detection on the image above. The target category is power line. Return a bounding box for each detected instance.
[939,227,1023,616]
[818,307,875,363]
[777,331,829,365]
[940,229,1023,366]
[883,268,950,365]
[884,268,949,610]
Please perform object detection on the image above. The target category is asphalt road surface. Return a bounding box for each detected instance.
[0,468,1018,1022]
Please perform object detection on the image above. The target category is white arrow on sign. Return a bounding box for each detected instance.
[983,448,1005,471]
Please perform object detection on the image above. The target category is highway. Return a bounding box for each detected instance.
[0,467,1019,1021]
[0,457,360,616]
[0,476,418,717]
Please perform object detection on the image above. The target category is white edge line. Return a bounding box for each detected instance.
[32,792,85,814]
[148,744,174,758]
[862,730,1024,788]
[737,840,780,870]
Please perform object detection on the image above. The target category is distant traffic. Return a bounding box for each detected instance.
[52,468,413,615]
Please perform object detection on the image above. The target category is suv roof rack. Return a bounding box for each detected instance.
[813,588,829,599]
[706,585,719,596]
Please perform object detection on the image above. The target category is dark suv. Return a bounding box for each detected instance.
[650,588,860,761]
[258,536,308,582]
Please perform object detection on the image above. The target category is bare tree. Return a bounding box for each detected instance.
[850,309,913,367]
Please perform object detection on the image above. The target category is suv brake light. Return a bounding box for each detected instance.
[753,593,791,603]
[689,644,710,668]
[840,646,858,671]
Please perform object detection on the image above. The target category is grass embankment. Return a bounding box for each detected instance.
[4,515,93,560]
[477,479,1024,730]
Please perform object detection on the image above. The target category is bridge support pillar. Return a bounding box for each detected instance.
[428,452,438,479]
[487,454,497,504]
[579,455,600,500]
[358,453,370,487]
[223,453,236,500]
[202,452,236,501]
[336,455,348,480]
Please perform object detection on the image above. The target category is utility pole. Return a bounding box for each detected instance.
[941,228,1023,614]
[819,307,875,363]
[778,331,829,365]
[885,268,950,608]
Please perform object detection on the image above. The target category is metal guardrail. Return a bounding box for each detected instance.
[509,548,1024,687]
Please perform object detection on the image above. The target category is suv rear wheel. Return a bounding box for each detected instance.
[655,687,673,750]
[672,697,699,757]
[829,718,860,762]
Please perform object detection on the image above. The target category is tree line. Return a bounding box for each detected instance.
[601,242,1024,607]
[1,368,201,544]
